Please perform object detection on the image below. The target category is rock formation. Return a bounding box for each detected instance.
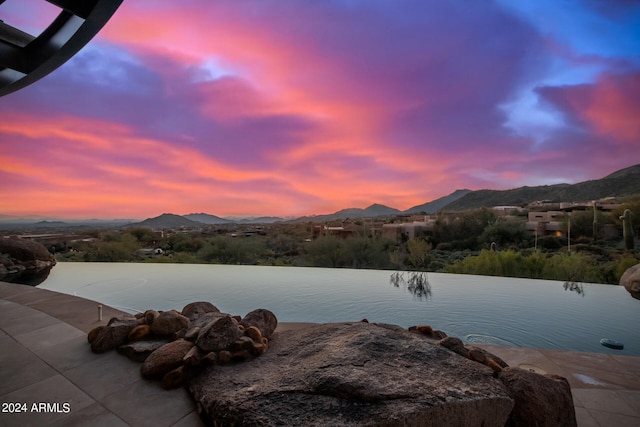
[87,303,276,390]
[150,310,190,336]
[89,316,139,353]
[190,322,515,426]
[0,238,57,285]
[140,339,194,378]
[500,368,576,427]
[87,304,577,426]
[620,263,640,300]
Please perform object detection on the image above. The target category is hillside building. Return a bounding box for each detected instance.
[382,220,434,242]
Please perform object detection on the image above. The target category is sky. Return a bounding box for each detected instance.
[1,0,639,219]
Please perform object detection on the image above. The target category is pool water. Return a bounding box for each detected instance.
[39,262,640,356]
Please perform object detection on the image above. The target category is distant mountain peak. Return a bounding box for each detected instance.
[404,189,472,214]
[183,213,231,225]
[128,213,203,228]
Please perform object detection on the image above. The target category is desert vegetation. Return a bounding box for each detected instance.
[48,198,640,285]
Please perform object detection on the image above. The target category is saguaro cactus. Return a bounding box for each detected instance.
[592,202,598,242]
[620,209,634,250]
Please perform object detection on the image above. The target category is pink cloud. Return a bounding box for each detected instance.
[539,72,640,142]
[1,1,638,218]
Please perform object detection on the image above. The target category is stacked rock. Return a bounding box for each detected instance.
[87,301,277,389]
[408,324,508,373]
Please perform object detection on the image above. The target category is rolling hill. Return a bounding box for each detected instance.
[127,213,203,228]
[183,213,231,224]
[443,163,640,211]
[404,189,471,214]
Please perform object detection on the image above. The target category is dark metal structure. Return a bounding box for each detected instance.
[0,0,123,96]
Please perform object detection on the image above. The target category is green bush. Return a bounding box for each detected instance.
[444,249,616,284]
[480,220,529,249]
[197,236,265,264]
[541,252,605,283]
[302,236,347,268]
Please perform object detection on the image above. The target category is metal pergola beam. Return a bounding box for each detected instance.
[0,0,123,96]
[0,20,36,47]
[47,0,98,20]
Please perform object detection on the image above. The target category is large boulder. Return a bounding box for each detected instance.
[0,238,56,285]
[181,301,220,322]
[117,340,169,363]
[188,322,514,426]
[239,308,278,339]
[620,263,640,300]
[150,310,190,336]
[500,367,576,427]
[195,314,244,353]
[140,339,194,378]
[0,238,55,266]
[90,316,139,353]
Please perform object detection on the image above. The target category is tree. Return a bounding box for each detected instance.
[432,208,497,250]
[567,210,607,241]
[166,233,204,253]
[126,227,157,244]
[480,219,529,249]
[345,236,394,269]
[197,236,265,264]
[406,238,432,269]
[80,234,139,262]
[303,236,347,268]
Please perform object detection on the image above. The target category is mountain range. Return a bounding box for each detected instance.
[3,164,638,228]
[444,163,640,211]
[127,163,640,226]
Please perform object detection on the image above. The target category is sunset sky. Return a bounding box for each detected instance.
[1,0,639,220]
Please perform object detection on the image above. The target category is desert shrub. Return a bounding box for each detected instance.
[444,249,611,283]
[536,236,565,250]
[80,235,139,262]
[197,236,265,264]
[345,236,393,269]
[126,227,157,244]
[302,236,347,268]
[480,220,529,249]
[406,238,432,269]
[611,253,640,282]
[541,252,604,283]
[166,233,205,253]
[444,250,525,277]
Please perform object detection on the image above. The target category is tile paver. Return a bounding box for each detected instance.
[617,390,640,414]
[1,374,96,427]
[47,402,129,427]
[0,282,204,427]
[0,335,57,397]
[587,409,640,427]
[572,389,639,417]
[574,407,600,427]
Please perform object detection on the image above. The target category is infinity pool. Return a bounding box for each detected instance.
[39,262,640,355]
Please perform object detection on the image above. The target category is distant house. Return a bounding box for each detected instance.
[382,220,434,242]
[525,198,623,237]
[525,211,565,237]
[311,225,355,239]
[492,206,521,215]
[324,226,354,238]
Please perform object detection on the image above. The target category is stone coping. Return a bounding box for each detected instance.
[1,281,639,426]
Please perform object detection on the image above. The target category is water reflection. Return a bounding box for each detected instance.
[563,281,585,297]
[390,271,432,301]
